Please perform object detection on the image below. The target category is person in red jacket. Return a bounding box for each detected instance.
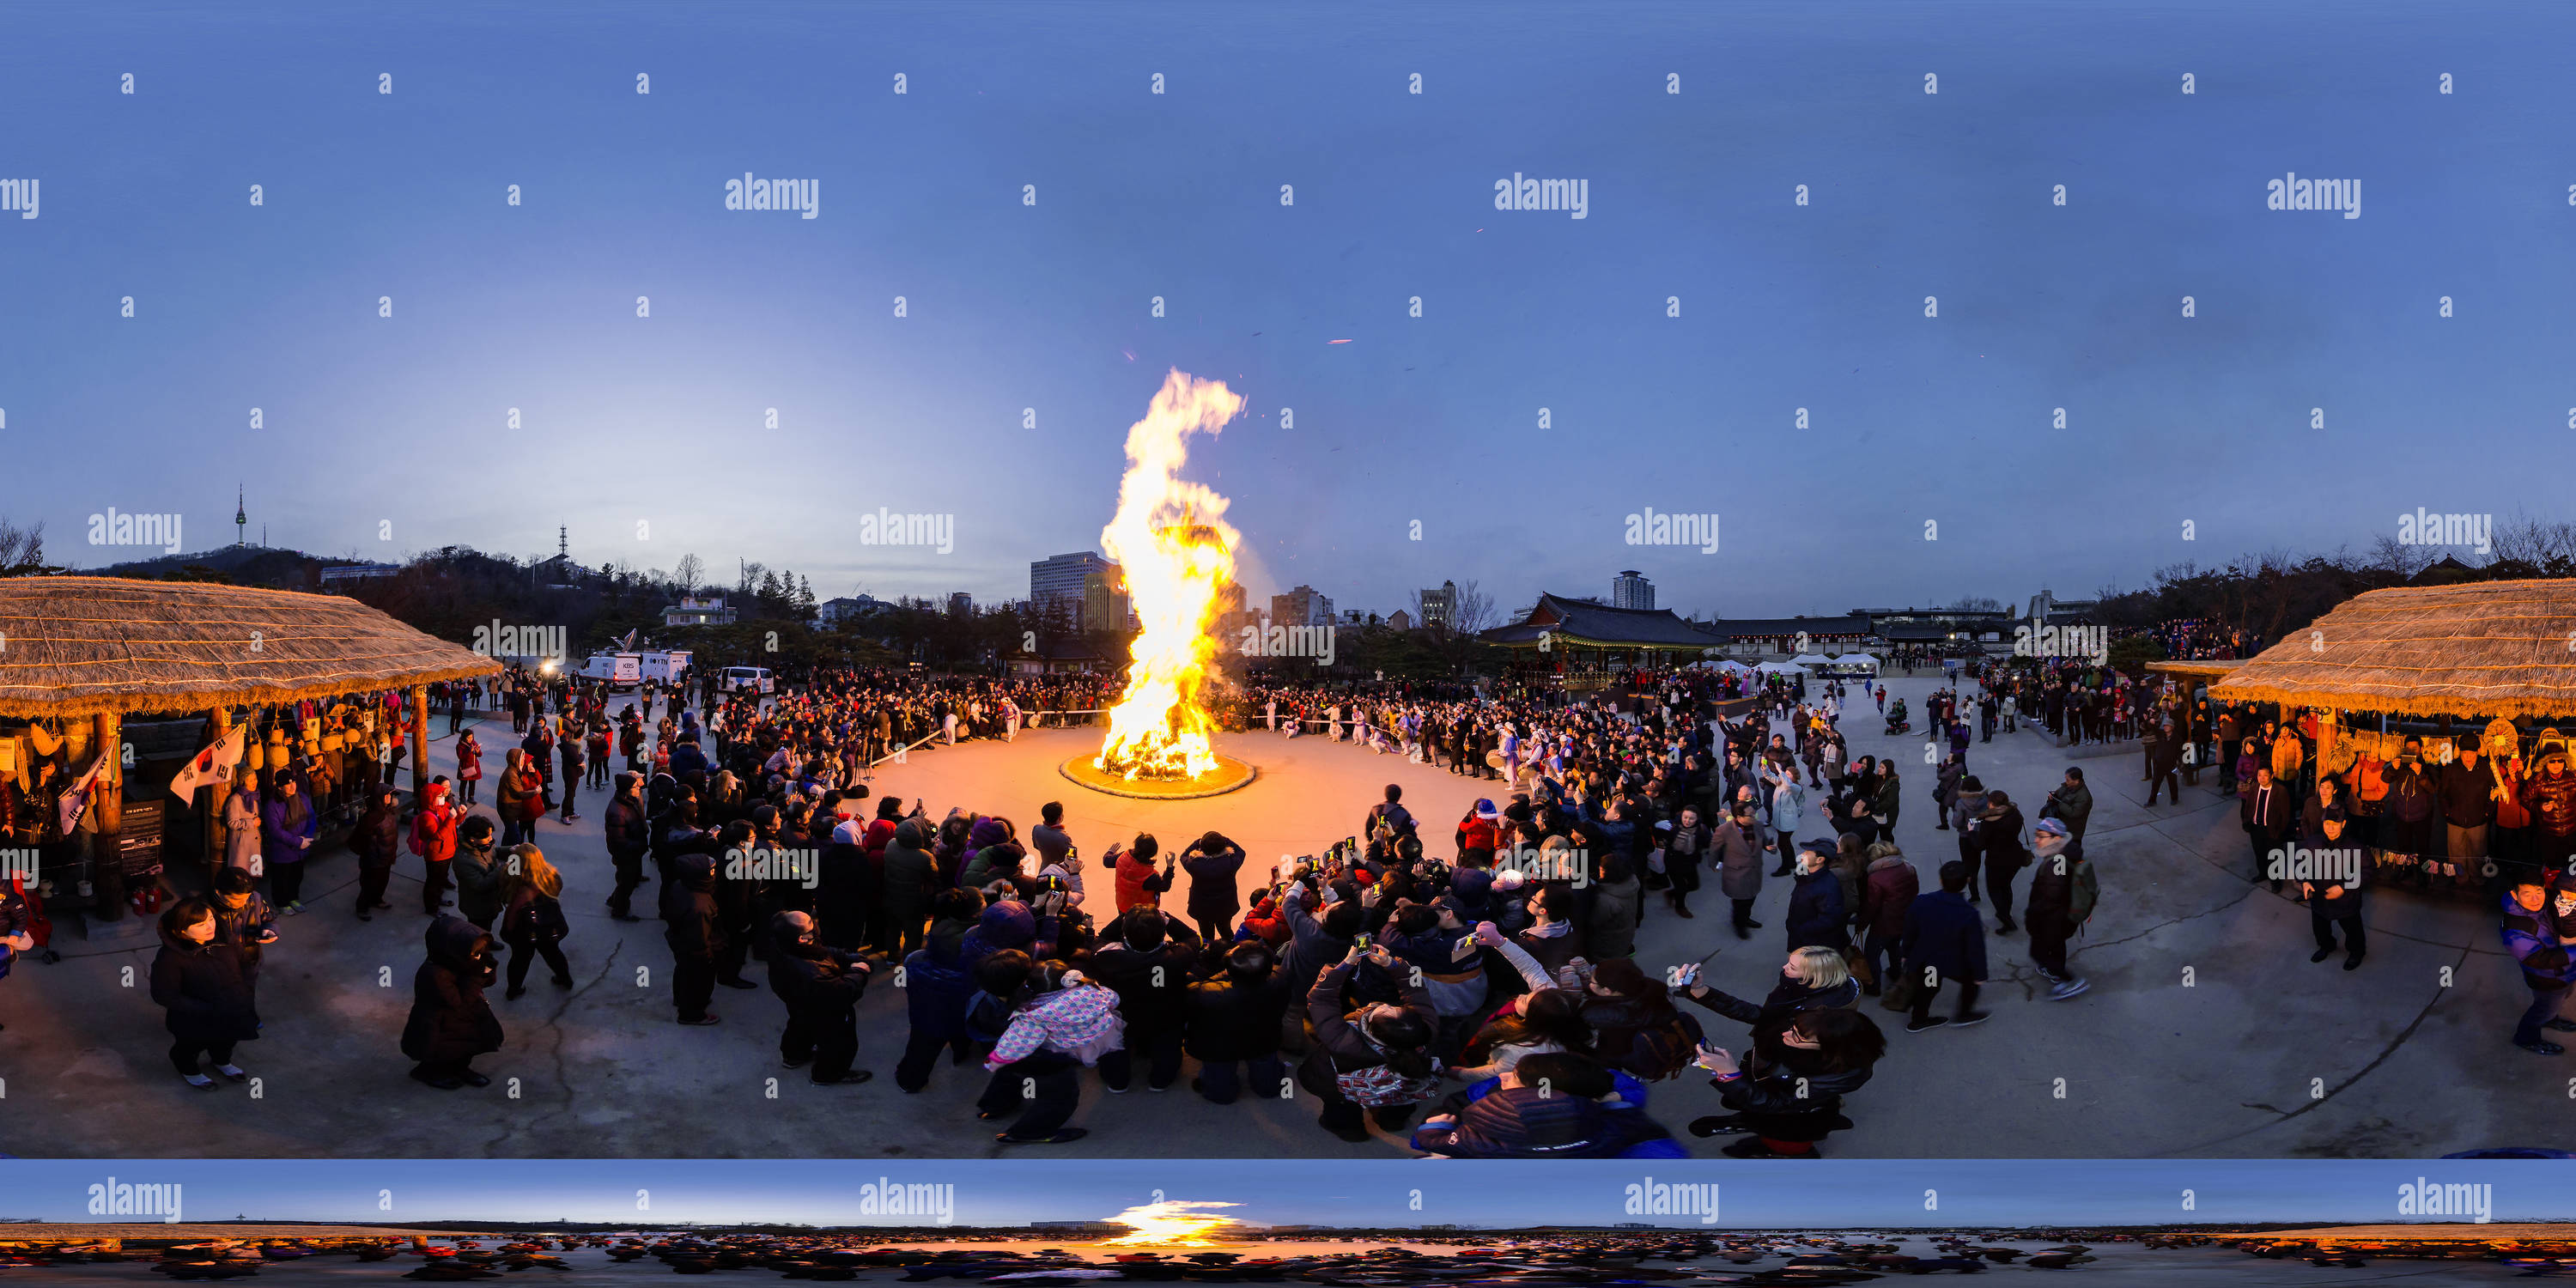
[1455,799,1500,868]
[409,780,461,915]
[1107,834,1173,913]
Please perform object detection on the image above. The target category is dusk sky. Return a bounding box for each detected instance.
[5,1,2570,617]
[6,1158,2566,1228]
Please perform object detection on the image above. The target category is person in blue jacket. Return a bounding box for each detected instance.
[1900,860,1990,1032]
[895,889,987,1090]
[2501,876,2576,1054]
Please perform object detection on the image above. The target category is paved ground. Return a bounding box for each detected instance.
[3,673,2565,1158]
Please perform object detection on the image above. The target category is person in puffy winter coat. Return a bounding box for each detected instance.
[765,909,875,1084]
[982,960,1123,1145]
[661,853,726,1025]
[401,914,501,1090]
[152,899,259,1091]
[1413,1050,1686,1158]
[894,889,983,1091]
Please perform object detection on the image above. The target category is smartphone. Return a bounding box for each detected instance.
[1352,933,1372,949]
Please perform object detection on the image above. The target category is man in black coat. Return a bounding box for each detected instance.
[1084,905,1204,1092]
[604,773,650,921]
[2144,719,2186,806]
[662,854,726,1025]
[1900,861,1990,1032]
[2241,766,2296,892]
[765,910,875,1084]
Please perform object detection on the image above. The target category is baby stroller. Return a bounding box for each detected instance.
[1883,699,1911,736]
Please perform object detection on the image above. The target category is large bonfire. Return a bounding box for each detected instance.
[1092,370,1245,781]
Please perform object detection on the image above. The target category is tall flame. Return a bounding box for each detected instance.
[1097,1200,1244,1247]
[1094,370,1244,781]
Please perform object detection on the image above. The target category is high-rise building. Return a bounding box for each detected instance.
[947,591,974,617]
[1030,551,1114,617]
[1082,569,1131,634]
[1612,569,1655,611]
[1272,584,1334,628]
[1419,580,1457,628]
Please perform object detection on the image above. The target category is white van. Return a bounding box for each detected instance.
[641,649,691,685]
[579,652,642,690]
[722,665,775,695]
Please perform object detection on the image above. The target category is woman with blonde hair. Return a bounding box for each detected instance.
[1669,944,1856,1078]
[498,844,572,999]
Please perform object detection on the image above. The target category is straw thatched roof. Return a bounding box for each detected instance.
[2208,579,2576,719]
[0,575,501,720]
[2145,659,2245,679]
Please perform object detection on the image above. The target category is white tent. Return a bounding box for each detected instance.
[1789,653,1833,668]
[1708,659,1757,672]
[1754,660,1803,673]
[1832,652,1880,672]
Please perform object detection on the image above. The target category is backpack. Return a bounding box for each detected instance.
[2067,859,2099,925]
[1335,1062,1441,1108]
[1611,1010,1706,1081]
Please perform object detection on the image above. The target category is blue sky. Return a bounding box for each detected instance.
[5,1,2572,617]
[7,1159,2566,1227]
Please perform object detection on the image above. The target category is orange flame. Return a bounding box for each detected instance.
[1093,370,1244,781]
[1098,1200,1244,1247]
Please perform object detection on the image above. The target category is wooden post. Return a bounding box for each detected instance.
[204,706,231,879]
[410,685,428,799]
[93,711,126,922]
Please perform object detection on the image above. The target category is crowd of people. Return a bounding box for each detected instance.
[87,641,2576,1147]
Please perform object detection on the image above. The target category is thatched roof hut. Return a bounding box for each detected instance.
[2208,579,2576,719]
[2145,659,2245,681]
[0,575,500,720]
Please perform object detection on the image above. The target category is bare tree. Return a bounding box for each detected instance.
[674,553,704,596]
[0,517,46,577]
[1451,578,1498,635]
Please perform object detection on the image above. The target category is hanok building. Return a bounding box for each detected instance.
[1700,611,1879,659]
[1481,592,1728,677]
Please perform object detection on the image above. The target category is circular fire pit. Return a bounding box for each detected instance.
[1059,752,1259,800]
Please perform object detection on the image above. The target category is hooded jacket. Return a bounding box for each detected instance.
[1183,958,1291,1063]
[452,835,508,929]
[660,854,725,962]
[151,923,260,1044]
[1082,912,1205,1030]
[960,900,1036,975]
[401,914,501,1064]
[901,932,978,1042]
